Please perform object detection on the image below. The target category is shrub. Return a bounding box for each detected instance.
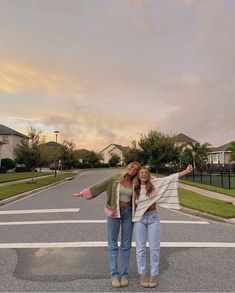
[1,158,15,170]
[0,166,7,173]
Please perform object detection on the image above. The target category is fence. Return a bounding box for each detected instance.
[185,171,235,189]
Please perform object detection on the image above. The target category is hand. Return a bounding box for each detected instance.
[72,192,81,197]
[186,164,193,174]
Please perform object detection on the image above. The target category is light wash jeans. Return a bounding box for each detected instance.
[107,206,133,279]
[134,210,161,276]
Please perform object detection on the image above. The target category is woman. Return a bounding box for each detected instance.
[133,165,193,288]
[72,162,141,288]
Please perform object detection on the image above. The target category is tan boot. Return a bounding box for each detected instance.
[120,277,129,287]
[140,274,149,288]
[111,278,121,288]
[149,275,158,288]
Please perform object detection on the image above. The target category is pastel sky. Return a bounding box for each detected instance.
[1,0,235,151]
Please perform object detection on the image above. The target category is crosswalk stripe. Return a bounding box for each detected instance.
[0,241,234,249]
[0,220,209,225]
[0,208,80,214]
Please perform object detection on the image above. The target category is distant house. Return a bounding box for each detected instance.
[0,124,29,163]
[207,142,235,167]
[174,133,198,147]
[100,144,128,165]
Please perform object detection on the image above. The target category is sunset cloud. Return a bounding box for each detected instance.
[0,0,235,150]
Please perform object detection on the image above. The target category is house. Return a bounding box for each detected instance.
[100,144,128,165]
[207,142,235,167]
[174,133,198,147]
[0,124,29,163]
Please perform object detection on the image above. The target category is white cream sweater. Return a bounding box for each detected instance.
[133,173,179,222]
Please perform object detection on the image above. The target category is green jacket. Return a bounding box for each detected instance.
[80,173,135,218]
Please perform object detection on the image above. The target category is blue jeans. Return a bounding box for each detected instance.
[107,206,133,279]
[134,210,161,276]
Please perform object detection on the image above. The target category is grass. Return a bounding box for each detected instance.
[0,172,53,183]
[0,172,77,200]
[180,178,235,197]
[179,188,235,218]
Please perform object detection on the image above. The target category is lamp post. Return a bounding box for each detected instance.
[54,130,60,177]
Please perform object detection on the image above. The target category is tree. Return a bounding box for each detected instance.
[58,139,76,169]
[227,141,235,162]
[137,131,179,169]
[123,147,140,165]
[74,149,103,167]
[14,126,46,180]
[86,151,103,167]
[109,154,121,167]
[180,142,209,171]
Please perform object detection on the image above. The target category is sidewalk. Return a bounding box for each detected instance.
[179,183,235,205]
[0,174,55,186]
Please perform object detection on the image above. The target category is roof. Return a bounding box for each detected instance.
[0,124,29,138]
[40,141,62,148]
[101,143,128,153]
[210,142,233,152]
[175,133,198,143]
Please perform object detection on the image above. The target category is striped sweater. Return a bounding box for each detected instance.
[133,173,179,222]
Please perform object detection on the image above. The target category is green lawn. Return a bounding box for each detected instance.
[180,178,235,197]
[179,188,235,218]
[0,172,77,200]
[0,172,53,183]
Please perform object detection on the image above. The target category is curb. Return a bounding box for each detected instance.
[0,176,77,207]
[180,207,235,225]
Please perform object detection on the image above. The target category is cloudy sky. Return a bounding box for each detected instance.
[0,0,235,151]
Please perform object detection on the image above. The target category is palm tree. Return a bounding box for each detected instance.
[180,142,209,171]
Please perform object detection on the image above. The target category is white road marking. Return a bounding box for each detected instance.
[0,220,209,225]
[0,208,80,215]
[0,241,234,249]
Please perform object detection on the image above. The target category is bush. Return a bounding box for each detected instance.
[0,166,7,173]
[94,163,109,168]
[15,166,31,172]
[76,163,93,169]
[1,158,15,170]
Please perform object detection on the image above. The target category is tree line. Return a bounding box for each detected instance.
[3,127,234,173]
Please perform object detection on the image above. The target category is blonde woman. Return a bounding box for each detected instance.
[72,162,141,288]
[133,165,193,288]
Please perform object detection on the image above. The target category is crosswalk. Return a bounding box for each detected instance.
[0,208,234,250]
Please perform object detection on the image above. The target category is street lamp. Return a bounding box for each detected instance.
[54,130,60,177]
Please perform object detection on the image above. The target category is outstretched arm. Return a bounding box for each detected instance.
[178,164,193,178]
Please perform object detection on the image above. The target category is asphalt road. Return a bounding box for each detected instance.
[0,169,234,292]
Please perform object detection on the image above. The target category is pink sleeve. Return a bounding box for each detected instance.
[80,188,92,199]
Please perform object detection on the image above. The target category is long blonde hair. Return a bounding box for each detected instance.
[118,162,141,184]
[134,168,155,200]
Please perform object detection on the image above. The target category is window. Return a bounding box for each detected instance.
[2,136,9,144]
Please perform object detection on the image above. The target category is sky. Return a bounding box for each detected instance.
[0,0,235,151]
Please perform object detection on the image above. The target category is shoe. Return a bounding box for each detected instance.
[111,278,121,288]
[120,277,129,287]
[149,275,158,288]
[140,273,149,288]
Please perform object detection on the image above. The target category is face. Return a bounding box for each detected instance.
[138,169,150,184]
[127,163,139,177]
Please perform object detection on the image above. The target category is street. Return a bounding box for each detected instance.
[0,169,235,292]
